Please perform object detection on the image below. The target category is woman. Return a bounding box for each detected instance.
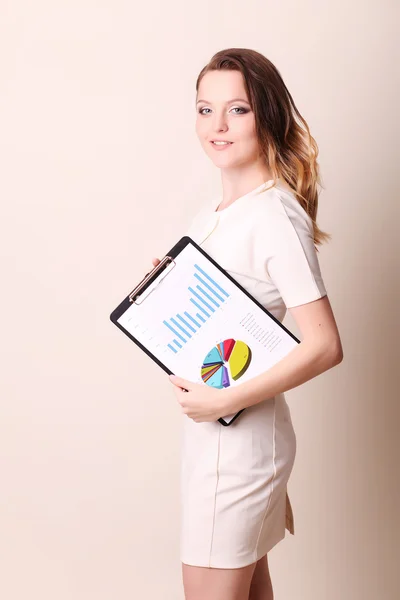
[151,48,343,600]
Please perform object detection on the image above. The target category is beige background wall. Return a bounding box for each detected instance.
[1,1,399,598]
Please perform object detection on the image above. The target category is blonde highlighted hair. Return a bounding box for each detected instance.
[196,48,331,247]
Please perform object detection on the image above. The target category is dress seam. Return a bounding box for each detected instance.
[253,396,277,561]
[208,425,222,567]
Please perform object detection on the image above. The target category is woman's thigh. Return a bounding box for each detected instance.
[181,561,258,600]
[249,555,273,598]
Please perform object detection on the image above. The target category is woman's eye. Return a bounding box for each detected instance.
[198,106,247,115]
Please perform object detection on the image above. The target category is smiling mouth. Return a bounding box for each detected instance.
[211,141,233,145]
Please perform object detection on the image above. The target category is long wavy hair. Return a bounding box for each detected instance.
[195,48,330,247]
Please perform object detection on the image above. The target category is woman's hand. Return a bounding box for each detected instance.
[168,374,233,423]
[144,257,161,275]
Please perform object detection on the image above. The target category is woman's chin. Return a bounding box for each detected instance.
[208,153,241,167]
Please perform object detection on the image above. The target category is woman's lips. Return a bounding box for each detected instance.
[210,141,234,151]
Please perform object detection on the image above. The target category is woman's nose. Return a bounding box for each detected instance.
[212,112,228,132]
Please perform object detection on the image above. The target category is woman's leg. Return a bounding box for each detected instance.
[248,554,274,600]
[181,560,257,600]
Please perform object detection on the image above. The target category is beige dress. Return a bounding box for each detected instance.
[180,178,327,568]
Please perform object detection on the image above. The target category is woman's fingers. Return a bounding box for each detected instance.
[144,257,161,277]
[145,258,161,277]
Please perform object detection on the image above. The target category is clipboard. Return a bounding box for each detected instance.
[109,236,300,426]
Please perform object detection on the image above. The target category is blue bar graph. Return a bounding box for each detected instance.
[163,320,187,344]
[171,317,192,339]
[190,298,210,317]
[195,284,220,307]
[188,287,215,313]
[177,314,196,333]
[194,264,229,297]
[193,272,225,302]
[164,263,230,353]
[184,311,201,328]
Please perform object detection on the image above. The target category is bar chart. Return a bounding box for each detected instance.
[164,263,230,354]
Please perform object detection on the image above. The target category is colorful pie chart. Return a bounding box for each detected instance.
[201,338,252,389]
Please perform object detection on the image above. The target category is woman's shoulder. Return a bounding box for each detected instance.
[256,180,313,233]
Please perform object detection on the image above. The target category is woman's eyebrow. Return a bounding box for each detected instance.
[196,98,250,105]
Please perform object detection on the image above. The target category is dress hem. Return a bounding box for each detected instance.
[180,529,287,570]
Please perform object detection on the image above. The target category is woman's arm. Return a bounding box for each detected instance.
[225,295,343,413]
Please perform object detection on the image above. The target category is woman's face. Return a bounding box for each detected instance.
[195,70,260,169]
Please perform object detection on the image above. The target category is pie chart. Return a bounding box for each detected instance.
[200,338,252,389]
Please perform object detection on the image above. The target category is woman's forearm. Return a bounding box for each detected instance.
[225,340,343,413]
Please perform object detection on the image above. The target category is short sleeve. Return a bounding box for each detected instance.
[262,197,327,308]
